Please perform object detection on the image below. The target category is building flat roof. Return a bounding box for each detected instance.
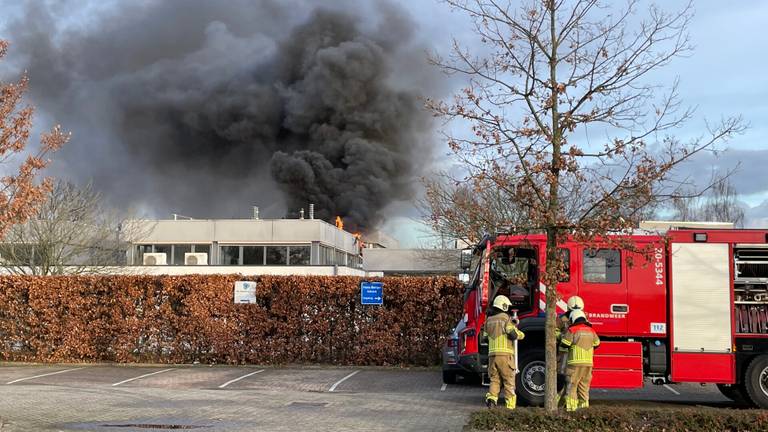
[126,218,359,255]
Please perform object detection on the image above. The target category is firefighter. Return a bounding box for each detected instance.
[560,309,600,412]
[555,296,585,405]
[557,296,585,360]
[484,295,525,410]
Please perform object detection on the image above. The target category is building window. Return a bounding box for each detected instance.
[266,246,287,265]
[320,245,332,265]
[0,244,38,266]
[243,246,265,265]
[583,249,621,283]
[135,245,152,265]
[154,245,171,258]
[220,246,240,265]
[173,244,191,265]
[192,244,210,264]
[193,244,210,254]
[289,246,310,266]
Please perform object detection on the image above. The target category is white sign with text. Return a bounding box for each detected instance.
[234,281,257,304]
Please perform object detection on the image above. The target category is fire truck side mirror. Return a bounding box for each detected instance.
[460,248,472,270]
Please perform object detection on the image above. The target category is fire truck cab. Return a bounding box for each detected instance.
[448,222,768,408]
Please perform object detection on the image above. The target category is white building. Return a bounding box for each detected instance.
[361,248,461,276]
[125,216,364,276]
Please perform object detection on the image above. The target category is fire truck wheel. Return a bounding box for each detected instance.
[716,383,754,407]
[744,355,768,409]
[516,348,547,406]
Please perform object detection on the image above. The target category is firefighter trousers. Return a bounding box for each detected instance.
[564,365,592,411]
[486,354,517,409]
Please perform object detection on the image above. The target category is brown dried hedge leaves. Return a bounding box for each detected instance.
[0,275,463,365]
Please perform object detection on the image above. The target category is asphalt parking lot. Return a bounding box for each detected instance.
[0,364,735,431]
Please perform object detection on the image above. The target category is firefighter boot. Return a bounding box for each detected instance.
[504,395,517,410]
[485,393,498,409]
[565,397,578,412]
[577,399,589,409]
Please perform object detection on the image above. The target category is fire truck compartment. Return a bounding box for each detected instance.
[671,353,735,382]
[591,341,643,389]
[734,244,768,335]
[670,242,734,382]
[670,242,732,352]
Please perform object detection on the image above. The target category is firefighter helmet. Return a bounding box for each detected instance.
[492,295,512,312]
[566,296,584,311]
[569,309,587,323]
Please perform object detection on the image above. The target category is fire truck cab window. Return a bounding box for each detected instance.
[490,247,535,309]
[582,249,621,283]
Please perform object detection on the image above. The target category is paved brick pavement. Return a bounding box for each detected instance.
[0,364,736,431]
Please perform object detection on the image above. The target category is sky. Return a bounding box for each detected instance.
[1,1,767,247]
[383,0,768,245]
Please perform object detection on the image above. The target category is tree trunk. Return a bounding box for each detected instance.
[544,1,561,413]
[544,230,560,411]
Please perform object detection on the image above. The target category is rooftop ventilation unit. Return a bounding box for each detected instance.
[143,253,167,266]
[185,253,208,266]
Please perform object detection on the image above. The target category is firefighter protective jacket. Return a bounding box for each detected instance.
[484,313,525,356]
[560,322,600,366]
[555,313,572,356]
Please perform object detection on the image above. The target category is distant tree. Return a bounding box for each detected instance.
[670,175,745,227]
[0,180,147,275]
[0,40,68,238]
[420,173,528,247]
[427,1,744,411]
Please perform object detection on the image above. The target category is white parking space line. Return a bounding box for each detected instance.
[328,370,359,392]
[663,384,681,395]
[6,367,85,385]
[111,368,174,387]
[441,383,447,392]
[218,369,265,389]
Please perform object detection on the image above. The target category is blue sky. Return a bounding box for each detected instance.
[1,1,767,247]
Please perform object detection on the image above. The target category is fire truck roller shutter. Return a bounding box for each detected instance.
[670,242,734,383]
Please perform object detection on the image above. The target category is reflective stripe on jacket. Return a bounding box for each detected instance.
[484,313,525,356]
[560,323,600,366]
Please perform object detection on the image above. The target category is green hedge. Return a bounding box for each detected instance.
[0,275,463,365]
[469,406,768,431]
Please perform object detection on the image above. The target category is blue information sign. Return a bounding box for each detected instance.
[361,281,383,305]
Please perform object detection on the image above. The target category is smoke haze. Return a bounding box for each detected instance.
[0,0,435,231]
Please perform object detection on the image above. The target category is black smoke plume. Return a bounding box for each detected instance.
[1,0,433,231]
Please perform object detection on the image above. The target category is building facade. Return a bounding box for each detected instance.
[125,218,364,275]
[362,248,461,276]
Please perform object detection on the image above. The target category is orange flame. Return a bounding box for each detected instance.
[335,216,344,231]
[353,232,365,248]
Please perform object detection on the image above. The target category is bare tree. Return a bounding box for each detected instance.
[420,173,529,246]
[669,174,745,227]
[427,0,745,410]
[0,180,146,275]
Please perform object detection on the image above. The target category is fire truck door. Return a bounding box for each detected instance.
[555,247,578,308]
[577,247,628,335]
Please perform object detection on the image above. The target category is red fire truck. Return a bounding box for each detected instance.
[447,221,768,408]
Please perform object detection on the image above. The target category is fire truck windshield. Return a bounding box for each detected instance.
[489,246,536,309]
